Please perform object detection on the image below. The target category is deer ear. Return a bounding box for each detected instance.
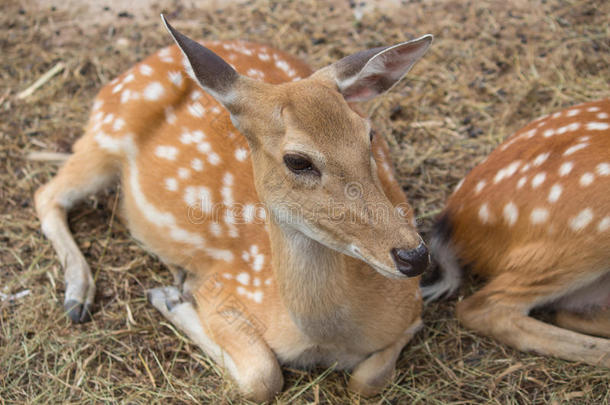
[330,35,433,102]
[161,15,239,105]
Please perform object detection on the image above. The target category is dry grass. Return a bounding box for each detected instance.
[1,0,609,403]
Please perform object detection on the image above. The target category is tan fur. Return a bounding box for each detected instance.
[434,99,610,367]
[35,39,427,401]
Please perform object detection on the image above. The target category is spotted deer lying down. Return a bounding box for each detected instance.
[34,16,433,401]
[423,99,610,367]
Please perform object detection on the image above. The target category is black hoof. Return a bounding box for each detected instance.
[64,299,92,323]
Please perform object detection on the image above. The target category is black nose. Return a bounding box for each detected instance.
[391,243,429,277]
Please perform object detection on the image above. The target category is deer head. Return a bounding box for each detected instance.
[163,16,432,278]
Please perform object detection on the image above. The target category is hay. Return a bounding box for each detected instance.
[2,0,609,403]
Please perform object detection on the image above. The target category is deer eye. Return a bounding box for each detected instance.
[283,153,319,176]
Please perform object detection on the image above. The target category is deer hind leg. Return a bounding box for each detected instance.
[456,274,610,367]
[35,136,118,322]
[348,319,422,397]
[148,275,283,402]
[555,308,610,339]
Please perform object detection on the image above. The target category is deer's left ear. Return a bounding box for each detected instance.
[326,35,433,102]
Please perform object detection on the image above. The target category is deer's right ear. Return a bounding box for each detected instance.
[161,15,239,106]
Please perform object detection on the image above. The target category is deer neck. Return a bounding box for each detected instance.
[268,218,363,340]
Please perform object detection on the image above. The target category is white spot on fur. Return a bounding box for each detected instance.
[566,109,580,117]
[474,180,486,194]
[275,59,296,77]
[208,152,221,165]
[123,73,135,83]
[586,106,600,112]
[531,172,546,188]
[258,53,270,61]
[243,204,256,223]
[246,68,265,80]
[556,122,580,135]
[543,128,556,138]
[178,168,190,179]
[112,118,125,131]
[530,208,549,224]
[192,130,205,143]
[165,106,176,124]
[188,102,205,118]
[598,217,610,233]
[143,82,165,101]
[494,161,521,183]
[579,172,594,187]
[585,122,609,131]
[517,176,527,189]
[197,142,211,153]
[191,158,204,172]
[184,186,213,213]
[533,152,550,167]
[454,179,464,192]
[140,64,153,76]
[235,148,248,161]
[478,203,491,224]
[522,128,536,138]
[569,208,593,231]
[112,83,124,93]
[597,112,609,119]
[180,132,194,144]
[168,71,183,87]
[236,272,250,286]
[564,143,589,156]
[596,163,610,176]
[103,113,114,124]
[165,177,178,191]
[155,145,178,161]
[548,184,562,203]
[209,222,222,237]
[559,161,573,177]
[520,163,531,173]
[503,202,518,227]
[120,89,139,104]
[92,100,103,111]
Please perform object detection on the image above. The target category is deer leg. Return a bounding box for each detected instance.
[348,319,422,397]
[555,308,610,339]
[35,136,117,322]
[148,280,283,402]
[457,276,610,367]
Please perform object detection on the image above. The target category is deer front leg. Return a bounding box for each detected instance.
[348,319,422,397]
[457,277,610,367]
[148,284,283,402]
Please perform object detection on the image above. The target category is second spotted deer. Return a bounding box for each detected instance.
[423,99,610,367]
[34,16,433,401]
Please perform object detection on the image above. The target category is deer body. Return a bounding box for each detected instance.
[35,18,433,401]
[423,99,610,367]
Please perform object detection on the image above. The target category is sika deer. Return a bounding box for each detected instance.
[34,16,433,401]
[423,99,610,367]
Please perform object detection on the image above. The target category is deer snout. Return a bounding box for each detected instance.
[391,242,429,277]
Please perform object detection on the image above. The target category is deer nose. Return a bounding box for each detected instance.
[391,243,429,277]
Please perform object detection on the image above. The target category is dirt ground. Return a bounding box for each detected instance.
[1,0,609,403]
